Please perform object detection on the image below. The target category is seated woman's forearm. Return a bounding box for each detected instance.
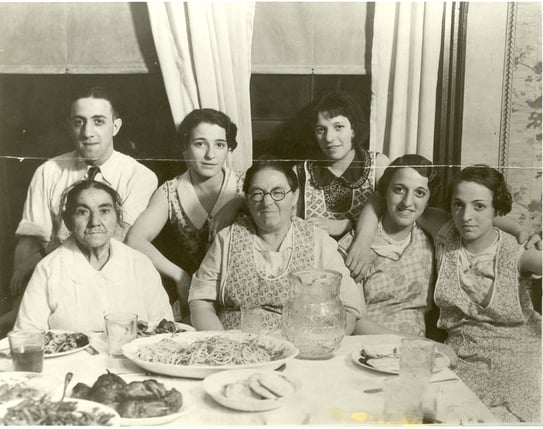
[345,313,356,335]
[126,235,184,282]
[189,300,224,331]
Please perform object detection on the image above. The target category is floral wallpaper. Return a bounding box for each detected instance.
[505,3,542,235]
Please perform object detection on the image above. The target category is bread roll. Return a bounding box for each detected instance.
[257,373,294,398]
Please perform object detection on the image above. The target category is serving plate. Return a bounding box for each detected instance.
[0,397,120,426]
[0,372,62,404]
[203,369,301,412]
[122,331,299,379]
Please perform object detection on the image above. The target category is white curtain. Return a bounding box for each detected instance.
[147,2,255,171]
[370,2,445,162]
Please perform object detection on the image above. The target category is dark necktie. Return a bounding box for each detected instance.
[86,166,101,181]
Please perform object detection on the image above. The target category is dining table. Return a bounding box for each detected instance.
[0,332,499,426]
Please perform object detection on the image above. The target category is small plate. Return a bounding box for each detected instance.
[44,330,90,358]
[351,350,450,375]
[137,321,195,337]
[0,332,89,359]
[0,397,120,426]
[0,372,62,404]
[203,369,301,412]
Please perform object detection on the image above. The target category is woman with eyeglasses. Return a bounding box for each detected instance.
[188,158,364,333]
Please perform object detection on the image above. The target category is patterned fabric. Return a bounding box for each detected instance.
[218,216,315,330]
[161,170,244,274]
[457,237,498,307]
[434,223,541,422]
[363,224,434,336]
[299,150,375,227]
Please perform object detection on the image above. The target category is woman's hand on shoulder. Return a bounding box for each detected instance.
[345,242,372,283]
[522,232,542,250]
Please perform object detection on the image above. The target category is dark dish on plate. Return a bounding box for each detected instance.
[0,396,116,426]
[71,371,183,419]
[44,332,89,355]
[136,319,187,337]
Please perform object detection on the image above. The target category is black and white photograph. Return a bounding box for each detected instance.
[0,1,541,426]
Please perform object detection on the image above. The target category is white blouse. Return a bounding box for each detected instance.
[15,237,173,332]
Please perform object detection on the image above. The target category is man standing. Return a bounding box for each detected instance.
[10,86,158,297]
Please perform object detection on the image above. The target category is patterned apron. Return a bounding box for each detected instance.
[435,228,541,422]
[218,216,315,330]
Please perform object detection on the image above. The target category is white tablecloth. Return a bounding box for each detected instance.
[0,333,499,425]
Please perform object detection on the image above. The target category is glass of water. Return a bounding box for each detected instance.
[104,312,137,356]
[240,306,262,335]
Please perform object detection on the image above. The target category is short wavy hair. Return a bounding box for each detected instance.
[311,92,369,152]
[70,86,119,118]
[177,108,238,152]
[447,164,512,216]
[243,156,299,195]
[377,154,439,197]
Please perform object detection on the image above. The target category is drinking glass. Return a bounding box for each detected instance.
[382,376,425,424]
[8,329,45,372]
[104,312,137,356]
[240,307,262,335]
[399,337,434,383]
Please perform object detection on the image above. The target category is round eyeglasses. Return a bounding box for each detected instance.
[247,187,292,202]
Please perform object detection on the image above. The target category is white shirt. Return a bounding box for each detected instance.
[15,150,157,245]
[15,237,173,332]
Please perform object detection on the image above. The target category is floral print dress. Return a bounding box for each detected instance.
[434,223,541,422]
[363,222,434,336]
[161,168,244,274]
[297,149,376,233]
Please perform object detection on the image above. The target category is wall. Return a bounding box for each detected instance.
[462,2,542,234]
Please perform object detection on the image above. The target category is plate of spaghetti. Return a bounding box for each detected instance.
[122,331,299,379]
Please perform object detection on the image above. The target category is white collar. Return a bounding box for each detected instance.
[177,167,232,229]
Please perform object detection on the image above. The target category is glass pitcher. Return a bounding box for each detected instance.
[281,269,346,359]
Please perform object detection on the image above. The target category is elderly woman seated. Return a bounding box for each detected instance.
[189,158,364,333]
[15,178,173,332]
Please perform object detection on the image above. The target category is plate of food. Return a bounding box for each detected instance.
[203,369,300,412]
[70,371,190,426]
[0,397,120,426]
[44,330,90,357]
[122,331,299,379]
[136,319,195,337]
[351,341,450,375]
[0,372,62,404]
